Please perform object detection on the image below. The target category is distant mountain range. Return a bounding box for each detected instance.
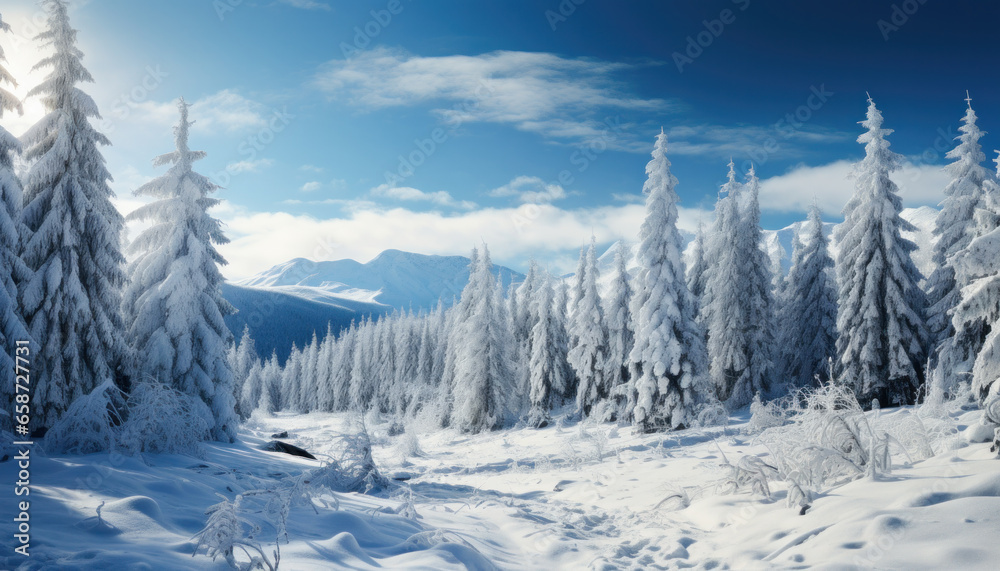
[223,208,939,363]
[224,249,523,361]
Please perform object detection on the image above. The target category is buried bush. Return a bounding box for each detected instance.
[45,381,127,455]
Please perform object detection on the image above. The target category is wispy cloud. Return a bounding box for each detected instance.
[227,158,274,174]
[489,175,570,204]
[277,0,331,11]
[666,123,849,161]
[314,47,669,146]
[130,90,270,133]
[371,184,476,210]
[300,181,322,192]
[612,192,644,204]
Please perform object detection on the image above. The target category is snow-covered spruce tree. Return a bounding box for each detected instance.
[314,324,335,411]
[779,205,837,388]
[767,233,787,296]
[451,245,516,432]
[258,351,281,414]
[390,312,417,419]
[734,166,775,405]
[926,97,991,383]
[20,0,129,429]
[526,272,572,427]
[123,99,238,441]
[571,246,587,317]
[349,317,375,410]
[627,131,709,431]
[229,325,259,418]
[516,261,540,342]
[280,342,302,411]
[299,331,320,412]
[511,261,540,401]
[439,249,480,426]
[603,241,634,421]
[687,223,709,307]
[704,162,773,407]
[372,317,396,414]
[325,322,355,412]
[948,154,1000,405]
[569,236,610,417]
[0,12,32,432]
[551,279,575,404]
[703,163,742,402]
[835,97,928,407]
[239,360,264,417]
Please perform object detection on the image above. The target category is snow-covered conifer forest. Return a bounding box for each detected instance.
[2,1,1000,569]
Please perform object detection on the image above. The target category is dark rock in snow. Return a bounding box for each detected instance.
[262,440,317,460]
[270,431,289,438]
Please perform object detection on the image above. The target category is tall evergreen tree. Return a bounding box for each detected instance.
[451,245,516,432]
[551,279,574,402]
[687,223,709,307]
[259,351,282,414]
[734,166,775,405]
[240,360,264,417]
[229,325,258,417]
[527,272,570,426]
[0,13,32,432]
[703,165,776,407]
[604,241,634,421]
[569,236,609,417]
[947,154,1000,404]
[628,131,709,431]
[926,95,991,381]
[835,97,928,407]
[280,342,302,411]
[19,0,129,429]
[123,99,238,440]
[779,205,837,388]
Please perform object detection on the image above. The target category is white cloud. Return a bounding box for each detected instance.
[227,158,274,174]
[666,123,849,161]
[314,47,667,146]
[299,164,324,173]
[300,181,322,192]
[278,0,331,10]
[129,90,269,134]
[489,175,569,204]
[210,200,710,280]
[758,159,951,216]
[612,192,645,204]
[371,184,477,210]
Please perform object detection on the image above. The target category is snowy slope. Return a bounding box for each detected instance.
[238,249,524,313]
[9,400,998,570]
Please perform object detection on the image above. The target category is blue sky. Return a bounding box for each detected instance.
[2,0,997,277]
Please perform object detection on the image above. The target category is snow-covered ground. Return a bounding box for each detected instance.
[3,401,998,570]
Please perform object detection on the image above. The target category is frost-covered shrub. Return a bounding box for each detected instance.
[694,399,729,428]
[717,455,779,499]
[309,417,389,494]
[745,393,787,434]
[120,381,213,454]
[395,431,423,459]
[757,381,895,500]
[45,381,126,454]
[194,493,279,571]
